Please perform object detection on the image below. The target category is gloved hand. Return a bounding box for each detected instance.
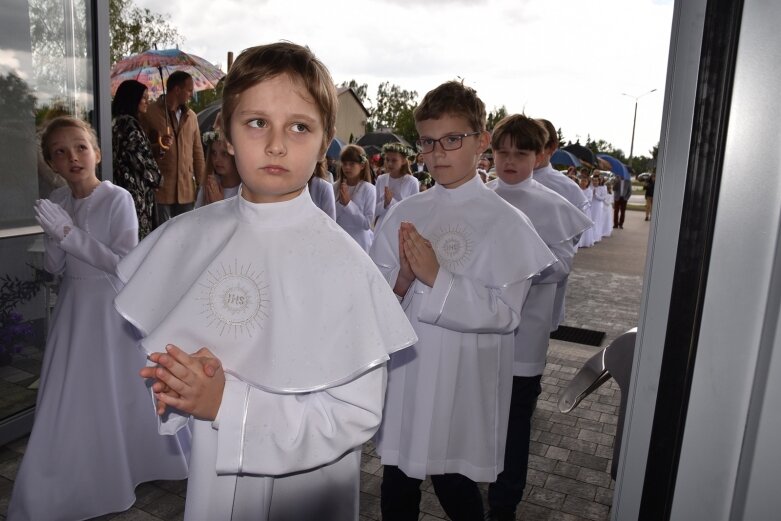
[34,199,74,242]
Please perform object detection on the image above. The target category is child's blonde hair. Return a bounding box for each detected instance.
[337,144,372,185]
[414,80,486,133]
[221,42,337,157]
[491,114,547,154]
[40,116,100,164]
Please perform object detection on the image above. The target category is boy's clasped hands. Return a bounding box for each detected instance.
[394,221,439,297]
[140,345,225,421]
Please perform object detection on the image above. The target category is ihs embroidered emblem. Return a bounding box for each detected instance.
[433,225,474,271]
[198,260,270,337]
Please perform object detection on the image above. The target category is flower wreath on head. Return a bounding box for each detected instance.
[382,142,413,157]
[359,153,368,164]
[202,130,221,147]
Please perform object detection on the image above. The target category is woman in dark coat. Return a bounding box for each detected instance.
[111,80,161,239]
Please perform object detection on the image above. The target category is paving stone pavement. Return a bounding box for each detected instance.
[0,211,649,521]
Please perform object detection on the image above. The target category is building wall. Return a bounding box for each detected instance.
[336,91,368,144]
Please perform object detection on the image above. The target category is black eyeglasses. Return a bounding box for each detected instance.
[415,132,480,153]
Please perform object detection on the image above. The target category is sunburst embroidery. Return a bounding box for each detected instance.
[197,259,270,338]
[433,224,474,271]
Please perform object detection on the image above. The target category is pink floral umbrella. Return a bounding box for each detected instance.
[110,48,225,98]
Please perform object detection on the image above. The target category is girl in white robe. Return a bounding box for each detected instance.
[374,142,419,229]
[577,177,595,248]
[589,175,605,242]
[114,43,417,521]
[8,117,189,521]
[602,181,614,238]
[334,144,376,250]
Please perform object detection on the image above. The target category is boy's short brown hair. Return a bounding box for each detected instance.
[491,114,547,154]
[535,118,559,150]
[221,42,337,155]
[413,81,486,132]
[40,115,100,163]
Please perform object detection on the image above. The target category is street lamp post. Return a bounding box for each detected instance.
[622,88,657,159]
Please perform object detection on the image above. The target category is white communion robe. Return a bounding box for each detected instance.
[334,180,376,251]
[577,187,596,249]
[532,164,590,327]
[590,184,606,242]
[374,173,419,229]
[369,175,556,482]
[489,178,593,376]
[115,187,417,521]
[601,190,614,238]
[8,182,189,521]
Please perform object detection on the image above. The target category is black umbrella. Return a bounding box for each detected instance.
[356,131,412,149]
[197,100,222,134]
[562,143,597,166]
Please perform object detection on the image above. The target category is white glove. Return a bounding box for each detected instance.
[34,199,74,242]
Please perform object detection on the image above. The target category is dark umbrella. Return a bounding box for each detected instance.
[356,131,412,149]
[197,100,222,133]
[562,143,598,166]
[326,137,346,159]
[596,154,630,180]
[551,149,582,168]
[361,144,382,157]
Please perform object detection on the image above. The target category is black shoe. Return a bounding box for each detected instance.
[613,225,617,228]
[619,225,623,229]
[485,510,515,521]
[645,217,649,221]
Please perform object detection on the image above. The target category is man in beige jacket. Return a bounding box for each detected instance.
[141,71,205,225]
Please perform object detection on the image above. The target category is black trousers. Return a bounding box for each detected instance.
[487,375,543,515]
[613,198,628,227]
[380,465,484,521]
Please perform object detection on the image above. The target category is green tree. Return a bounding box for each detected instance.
[109,0,183,64]
[486,105,508,131]
[370,82,418,133]
[395,106,419,148]
[556,127,565,148]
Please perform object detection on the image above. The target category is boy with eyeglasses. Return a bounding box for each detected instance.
[369,81,556,521]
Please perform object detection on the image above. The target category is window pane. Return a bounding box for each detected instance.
[0,0,94,425]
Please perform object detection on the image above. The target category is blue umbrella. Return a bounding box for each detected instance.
[551,149,582,167]
[597,154,630,180]
[326,137,346,159]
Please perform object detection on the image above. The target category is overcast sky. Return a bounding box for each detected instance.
[135,0,674,159]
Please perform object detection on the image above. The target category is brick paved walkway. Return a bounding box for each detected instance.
[0,212,649,521]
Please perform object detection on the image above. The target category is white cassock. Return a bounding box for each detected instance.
[334,180,376,251]
[577,186,596,248]
[532,164,590,327]
[8,182,189,521]
[115,187,417,521]
[489,178,593,376]
[369,175,556,482]
[374,173,419,229]
[602,191,614,237]
[590,184,606,242]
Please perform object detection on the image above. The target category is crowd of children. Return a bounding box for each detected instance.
[9,41,616,521]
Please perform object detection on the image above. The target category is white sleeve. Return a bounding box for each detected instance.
[335,183,375,230]
[535,239,575,285]
[416,268,531,334]
[58,190,139,276]
[212,365,386,476]
[43,234,66,275]
[317,181,336,220]
[379,176,420,217]
[374,176,388,219]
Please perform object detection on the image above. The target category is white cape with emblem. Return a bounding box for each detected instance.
[115,187,417,393]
